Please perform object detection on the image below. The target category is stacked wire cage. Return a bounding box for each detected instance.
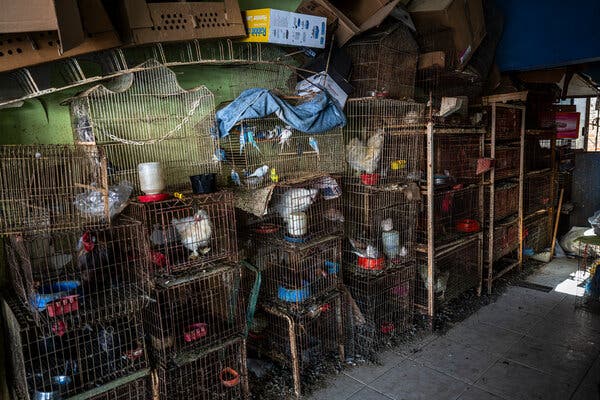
[219,118,345,189]
[524,169,554,215]
[344,23,418,99]
[240,174,345,397]
[523,213,551,254]
[2,296,149,400]
[68,59,219,194]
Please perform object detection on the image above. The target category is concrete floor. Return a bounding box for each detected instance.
[309,258,600,400]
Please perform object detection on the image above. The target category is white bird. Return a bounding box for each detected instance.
[276,188,319,220]
[171,210,213,260]
[418,265,450,301]
[380,218,393,232]
[247,165,269,178]
[346,129,385,174]
[278,126,293,150]
[231,169,241,186]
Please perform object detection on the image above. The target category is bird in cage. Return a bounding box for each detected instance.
[171,209,213,260]
[245,165,269,187]
[418,265,450,302]
[308,136,320,159]
[77,231,110,291]
[230,169,241,186]
[346,129,385,174]
[275,187,319,220]
[278,126,293,150]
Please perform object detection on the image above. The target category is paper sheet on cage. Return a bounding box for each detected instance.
[235,185,276,217]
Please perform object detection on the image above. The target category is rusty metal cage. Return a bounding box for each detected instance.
[345,23,418,99]
[415,237,481,309]
[219,118,344,189]
[154,337,249,400]
[126,191,238,276]
[240,175,344,247]
[525,138,553,172]
[5,221,149,327]
[524,213,551,254]
[146,263,245,365]
[490,144,521,180]
[86,372,149,400]
[416,185,481,246]
[484,216,520,262]
[248,292,344,375]
[69,60,219,194]
[343,98,425,185]
[343,182,419,271]
[0,145,110,235]
[433,135,482,183]
[485,105,523,141]
[486,181,519,222]
[524,170,553,215]
[250,235,342,309]
[343,266,414,357]
[2,296,148,400]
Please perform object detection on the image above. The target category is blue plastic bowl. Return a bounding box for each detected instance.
[32,281,81,311]
[278,281,310,303]
[324,261,339,275]
[522,247,535,256]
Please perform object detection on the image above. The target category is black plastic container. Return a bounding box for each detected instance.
[190,173,217,194]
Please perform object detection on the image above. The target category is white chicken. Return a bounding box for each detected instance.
[418,265,450,301]
[346,129,385,174]
[171,209,213,260]
[275,188,319,220]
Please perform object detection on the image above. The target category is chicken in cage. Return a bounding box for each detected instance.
[126,191,238,276]
[416,185,481,247]
[248,292,344,397]
[219,118,344,189]
[5,221,149,327]
[523,213,551,255]
[524,170,553,215]
[251,235,342,310]
[486,181,519,222]
[343,99,425,186]
[343,266,414,358]
[0,145,111,235]
[2,296,148,400]
[239,175,344,247]
[432,135,483,184]
[68,59,219,195]
[344,23,418,99]
[415,237,481,310]
[154,337,249,400]
[343,182,419,273]
[145,262,245,365]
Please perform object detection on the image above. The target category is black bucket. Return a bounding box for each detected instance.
[190,173,217,194]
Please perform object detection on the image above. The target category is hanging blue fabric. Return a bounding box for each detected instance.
[215,88,346,138]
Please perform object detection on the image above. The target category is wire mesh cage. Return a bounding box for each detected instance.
[250,235,342,309]
[219,118,344,189]
[2,296,148,400]
[490,144,521,180]
[523,213,551,254]
[86,372,149,400]
[433,135,482,184]
[0,145,110,235]
[155,337,249,400]
[5,221,149,327]
[485,216,520,262]
[524,170,553,215]
[416,185,481,247]
[248,292,344,373]
[525,138,553,172]
[416,67,484,105]
[343,182,419,272]
[126,191,238,276]
[69,59,219,194]
[345,23,418,99]
[146,262,245,365]
[239,175,344,247]
[415,237,481,310]
[486,105,523,141]
[343,99,425,185]
[486,181,519,222]
[343,265,414,357]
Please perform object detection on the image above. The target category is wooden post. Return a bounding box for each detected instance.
[487,103,497,294]
[518,105,526,271]
[426,117,435,321]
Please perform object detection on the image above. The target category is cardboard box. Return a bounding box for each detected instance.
[296,0,400,46]
[116,0,246,45]
[0,0,85,53]
[0,0,121,73]
[241,9,327,49]
[409,0,486,68]
[296,72,349,107]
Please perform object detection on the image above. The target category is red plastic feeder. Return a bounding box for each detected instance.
[380,322,395,334]
[360,173,380,186]
[357,256,385,271]
[137,193,171,202]
[47,295,79,317]
[183,322,208,342]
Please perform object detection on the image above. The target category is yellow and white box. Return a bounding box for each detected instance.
[242,8,327,48]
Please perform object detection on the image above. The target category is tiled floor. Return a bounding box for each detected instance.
[309,259,600,400]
